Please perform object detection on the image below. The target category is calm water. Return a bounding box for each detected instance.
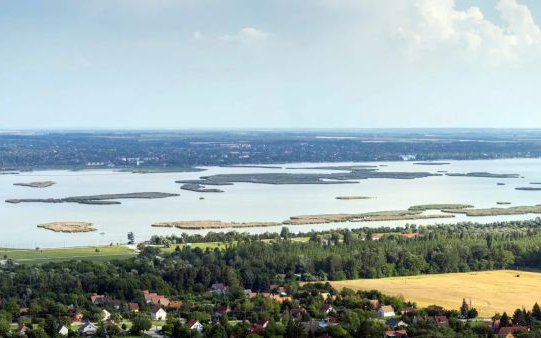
[1,159,541,248]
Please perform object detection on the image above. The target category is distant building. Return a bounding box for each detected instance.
[150,306,167,321]
[187,319,203,333]
[378,305,396,318]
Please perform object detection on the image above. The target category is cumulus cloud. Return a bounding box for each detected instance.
[395,0,541,64]
[222,27,269,45]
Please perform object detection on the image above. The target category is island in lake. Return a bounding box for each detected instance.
[446,172,520,178]
[335,196,373,200]
[37,222,97,233]
[176,169,438,192]
[14,181,55,188]
[441,204,541,216]
[153,220,281,229]
[6,192,179,205]
[180,183,224,193]
[413,162,451,166]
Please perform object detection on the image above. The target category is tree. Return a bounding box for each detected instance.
[533,303,541,321]
[500,312,510,327]
[131,314,152,334]
[460,298,469,316]
[0,318,10,337]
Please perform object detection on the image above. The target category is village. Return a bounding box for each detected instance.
[2,280,532,338]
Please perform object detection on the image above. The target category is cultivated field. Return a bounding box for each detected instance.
[330,270,541,317]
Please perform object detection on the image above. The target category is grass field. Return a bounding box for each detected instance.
[329,270,541,317]
[158,237,310,253]
[0,245,137,264]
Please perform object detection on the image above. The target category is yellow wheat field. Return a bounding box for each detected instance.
[330,270,541,317]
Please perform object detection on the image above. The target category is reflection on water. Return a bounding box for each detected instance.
[1,159,540,248]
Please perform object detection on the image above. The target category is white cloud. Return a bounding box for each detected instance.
[192,31,202,40]
[394,0,541,65]
[222,27,269,45]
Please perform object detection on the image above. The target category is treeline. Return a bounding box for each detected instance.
[3,130,541,168]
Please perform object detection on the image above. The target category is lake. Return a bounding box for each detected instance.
[1,158,541,248]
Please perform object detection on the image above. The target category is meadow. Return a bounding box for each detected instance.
[0,245,137,264]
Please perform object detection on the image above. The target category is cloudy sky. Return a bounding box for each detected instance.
[1,0,541,129]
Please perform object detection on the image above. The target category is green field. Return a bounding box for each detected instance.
[157,237,310,253]
[0,237,310,264]
[0,245,137,264]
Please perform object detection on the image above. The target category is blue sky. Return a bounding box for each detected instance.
[1,0,541,129]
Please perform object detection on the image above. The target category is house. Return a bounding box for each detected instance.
[260,293,292,303]
[320,304,335,315]
[90,293,105,305]
[496,326,528,338]
[101,309,111,321]
[244,289,258,298]
[291,307,306,318]
[369,299,380,310]
[249,320,268,335]
[386,318,408,329]
[415,316,449,326]
[256,319,269,328]
[187,319,203,333]
[150,306,167,321]
[325,316,339,326]
[57,324,69,336]
[143,290,170,306]
[385,330,408,338]
[215,305,230,316]
[211,283,230,296]
[72,312,84,321]
[372,234,383,240]
[401,307,416,316]
[378,305,396,318]
[250,324,264,334]
[128,302,140,313]
[17,324,32,335]
[168,300,182,309]
[78,322,99,336]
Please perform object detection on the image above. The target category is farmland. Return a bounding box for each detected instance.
[329,270,541,317]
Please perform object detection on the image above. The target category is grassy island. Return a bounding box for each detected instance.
[152,220,280,229]
[6,192,179,205]
[408,204,473,211]
[37,222,97,233]
[442,204,541,216]
[335,196,373,200]
[446,172,520,178]
[14,181,55,188]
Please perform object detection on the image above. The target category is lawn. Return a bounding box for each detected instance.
[0,245,137,264]
[329,270,541,317]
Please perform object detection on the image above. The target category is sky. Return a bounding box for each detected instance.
[1,0,541,129]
